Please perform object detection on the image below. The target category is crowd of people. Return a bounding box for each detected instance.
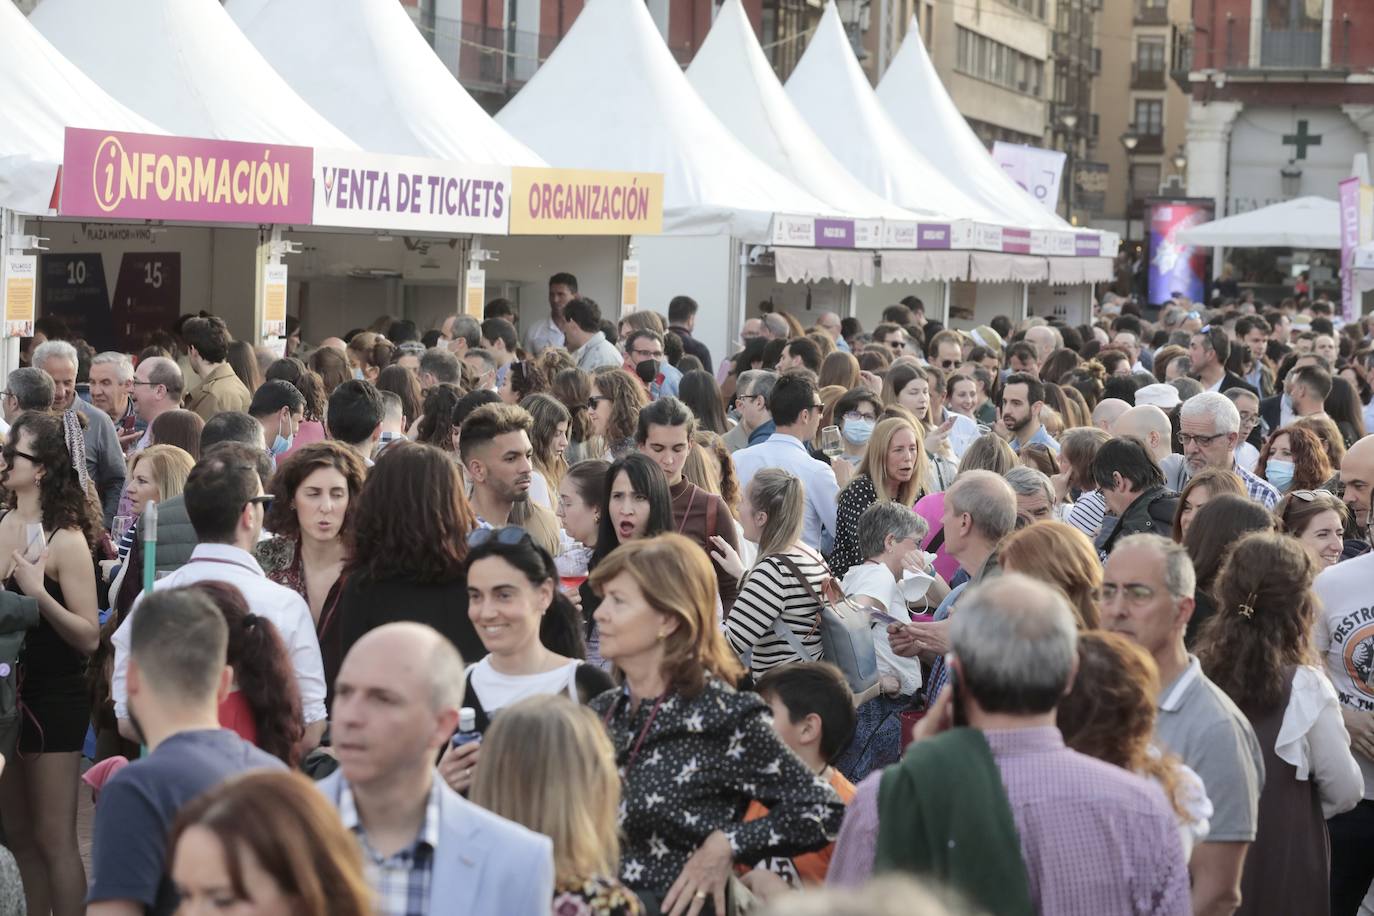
[0,278,1372,916]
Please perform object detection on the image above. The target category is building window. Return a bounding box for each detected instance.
[1134,98,1164,136]
[954,26,1045,97]
[1004,0,1047,20]
[1261,0,1323,68]
[1129,163,1162,202]
[1136,36,1165,72]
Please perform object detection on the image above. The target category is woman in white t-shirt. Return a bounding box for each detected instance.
[437,526,613,795]
[836,501,933,781]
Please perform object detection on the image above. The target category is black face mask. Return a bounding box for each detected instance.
[635,359,660,385]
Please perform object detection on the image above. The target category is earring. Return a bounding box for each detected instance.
[657,631,667,641]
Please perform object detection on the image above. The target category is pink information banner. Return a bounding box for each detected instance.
[1340,177,1362,324]
[60,128,313,224]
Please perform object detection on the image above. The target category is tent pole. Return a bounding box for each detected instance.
[733,238,747,353]
[940,281,951,327]
[253,225,270,344]
[1,208,37,380]
[1021,283,1030,322]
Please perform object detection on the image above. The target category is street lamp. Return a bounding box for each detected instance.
[1120,124,1140,244]
[1280,159,1303,199]
[1171,146,1188,174]
[1059,110,1079,220]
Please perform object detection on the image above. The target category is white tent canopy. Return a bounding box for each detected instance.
[495,0,844,240]
[30,0,357,149]
[228,0,544,165]
[875,18,1068,232]
[783,3,1001,224]
[0,0,161,213]
[1175,196,1340,249]
[686,0,913,222]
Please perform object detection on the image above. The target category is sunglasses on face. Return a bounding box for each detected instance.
[468,525,532,549]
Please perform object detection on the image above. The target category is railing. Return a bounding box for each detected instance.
[1169,24,1193,92]
[1259,28,1323,69]
[1134,132,1164,155]
[1132,63,1166,89]
[1134,1,1168,26]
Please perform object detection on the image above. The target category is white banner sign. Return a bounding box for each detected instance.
[992,142,1066,212]
[313,149,510,234]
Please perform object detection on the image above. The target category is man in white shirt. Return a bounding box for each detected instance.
[522,271,576,356]
[732,372,839,551]
[561,297,622,371]
[111,442,328,748]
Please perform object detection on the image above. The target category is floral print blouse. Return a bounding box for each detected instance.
[553,874,644,916]
[589,675,845,900]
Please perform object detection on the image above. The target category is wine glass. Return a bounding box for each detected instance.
[111,515,134,546]
[820,425,844,459]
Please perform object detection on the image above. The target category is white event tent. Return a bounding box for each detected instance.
[30,0,356,149]
[227,0,543,165]
[0,0,162,215]
[1176,196,1340,250]
[784,4,1001,231]
[496,0,864,358]
[875,20,1069,235]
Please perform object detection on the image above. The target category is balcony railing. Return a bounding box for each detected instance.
[1260,28,1323,69]
[1169,24,1193,92]
[1134,132,1164,155]
[1132,63,1166,89]
[1134,2,1168,26]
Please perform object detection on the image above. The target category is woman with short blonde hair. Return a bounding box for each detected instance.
[471,695,640,913]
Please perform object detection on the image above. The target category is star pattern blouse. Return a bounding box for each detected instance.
[590,676,845,899]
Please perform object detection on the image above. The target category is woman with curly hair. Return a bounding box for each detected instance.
[500,359,547,406]
[552,368,600,465]
[693,430,741,520]
[337,441,484,673]
[190,581,305,766]
[1255,423,1333,495]
[415,383,464,455]
[536,346,575,382]
[589,366,647,460]
[256,442,367,700]
[520,393,571,512]
[0,410,102,916]
[1058,632,1212,859]
[1195,533,1363,916]
[999,520,1102,629]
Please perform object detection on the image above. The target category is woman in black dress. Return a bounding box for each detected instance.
[0,411,101,916]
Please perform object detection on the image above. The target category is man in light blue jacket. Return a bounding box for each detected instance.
[321,622,554,916]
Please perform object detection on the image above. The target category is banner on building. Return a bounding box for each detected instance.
[992,143,1066,212]
[620,260,639,316]
[1340,177,1362,323]
[1073,161,1109,216]
[313,149,509,234]
[1146,198,1214,307]
[61,128,313,224]
[509,168,664,235]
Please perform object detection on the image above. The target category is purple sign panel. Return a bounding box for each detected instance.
[814,218,855,249]
[1075,233,1100,256]
[61,127,314,224]
[1002,228,1032,254]
[917,223,952,249]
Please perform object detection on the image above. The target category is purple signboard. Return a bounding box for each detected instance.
[814,218,855,248]
[61,127,313,224]
[1075,233,1101,256]
[1002,228,1032,254]
[917,223,952,249]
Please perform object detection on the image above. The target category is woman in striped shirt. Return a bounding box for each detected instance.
[717,469,830,676]
[1058,426,1112,539]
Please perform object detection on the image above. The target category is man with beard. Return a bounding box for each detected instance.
[999,372,1059,454]
[459,403,535,529]
[88,588,284,916]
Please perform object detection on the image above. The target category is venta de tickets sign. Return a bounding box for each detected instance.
[311,149,510,235]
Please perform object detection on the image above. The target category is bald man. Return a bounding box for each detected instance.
[1112,405,1188,491]
[1092,398,1131,432]
[324,623,554,913]
[1024,325,1060,362]
[318,337,347,353]
[1341,435,1374,544]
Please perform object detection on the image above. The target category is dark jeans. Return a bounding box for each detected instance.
[1329,798,1374,916]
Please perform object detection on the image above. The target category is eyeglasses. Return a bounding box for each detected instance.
[130,380,161,388]
[245,495,272,511]
[1238,413,1259,427]
[1098,583,1158,604]
[842,410,877,422]
[809,402,824,412]
[587,395,608,410]
[1178,432,1228,447]
[2,447,39,464]
[468,525,532,549]
[938,360,959,370]
[631,348,665,361]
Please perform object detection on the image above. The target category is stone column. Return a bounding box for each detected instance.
[1341,105,1374,180]
[1186,99,1242,278]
